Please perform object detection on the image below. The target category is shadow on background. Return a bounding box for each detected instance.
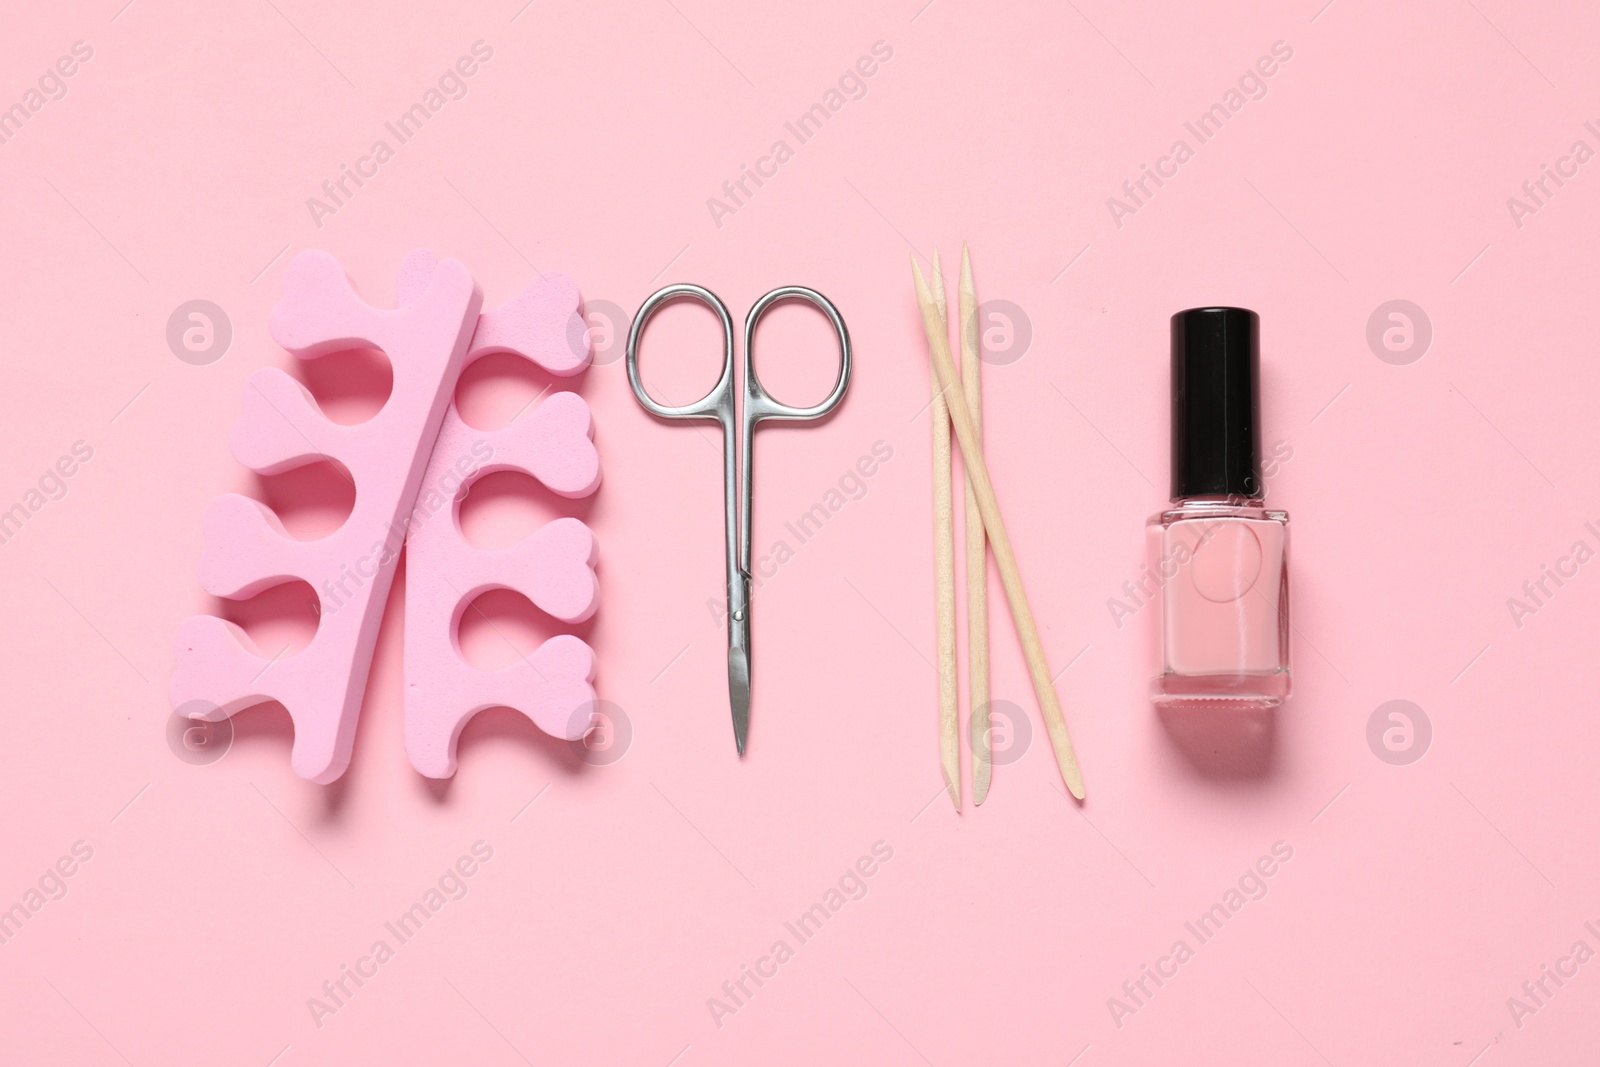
[1157,704,1277,780]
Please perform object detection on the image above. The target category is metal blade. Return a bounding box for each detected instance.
[728,645,750,755]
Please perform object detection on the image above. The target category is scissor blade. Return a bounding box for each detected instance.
[728,646,750,755]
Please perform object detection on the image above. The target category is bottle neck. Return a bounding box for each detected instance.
[1169,493,1265,508]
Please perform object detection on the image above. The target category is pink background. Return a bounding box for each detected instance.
[2,0,1598,1063]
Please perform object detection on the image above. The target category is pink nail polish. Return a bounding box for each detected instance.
[1147,308,1290,709]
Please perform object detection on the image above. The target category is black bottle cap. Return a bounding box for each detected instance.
[1170,307,1261,501]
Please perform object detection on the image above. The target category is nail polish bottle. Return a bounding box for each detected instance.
[1147,307,1290,709]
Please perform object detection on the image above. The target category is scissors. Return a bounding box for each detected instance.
[626,283,851,755]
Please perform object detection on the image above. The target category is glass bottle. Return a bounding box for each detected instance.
[1148,308,1290,710]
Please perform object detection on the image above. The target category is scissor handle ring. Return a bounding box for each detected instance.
[626,283,736,420]
[742,287,852,422]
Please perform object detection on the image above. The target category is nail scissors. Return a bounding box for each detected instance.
[626,283,851,755]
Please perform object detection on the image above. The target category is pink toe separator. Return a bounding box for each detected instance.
[170,250,482,783]
[397,250,603,779]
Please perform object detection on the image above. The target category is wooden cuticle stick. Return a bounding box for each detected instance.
[958,245,992,805]
[911,253,1086,800]
[929,251,961,813]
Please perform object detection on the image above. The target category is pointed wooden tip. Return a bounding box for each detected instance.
[910,254,932,300]
[943,767,961,813]
[959,243,975,293]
